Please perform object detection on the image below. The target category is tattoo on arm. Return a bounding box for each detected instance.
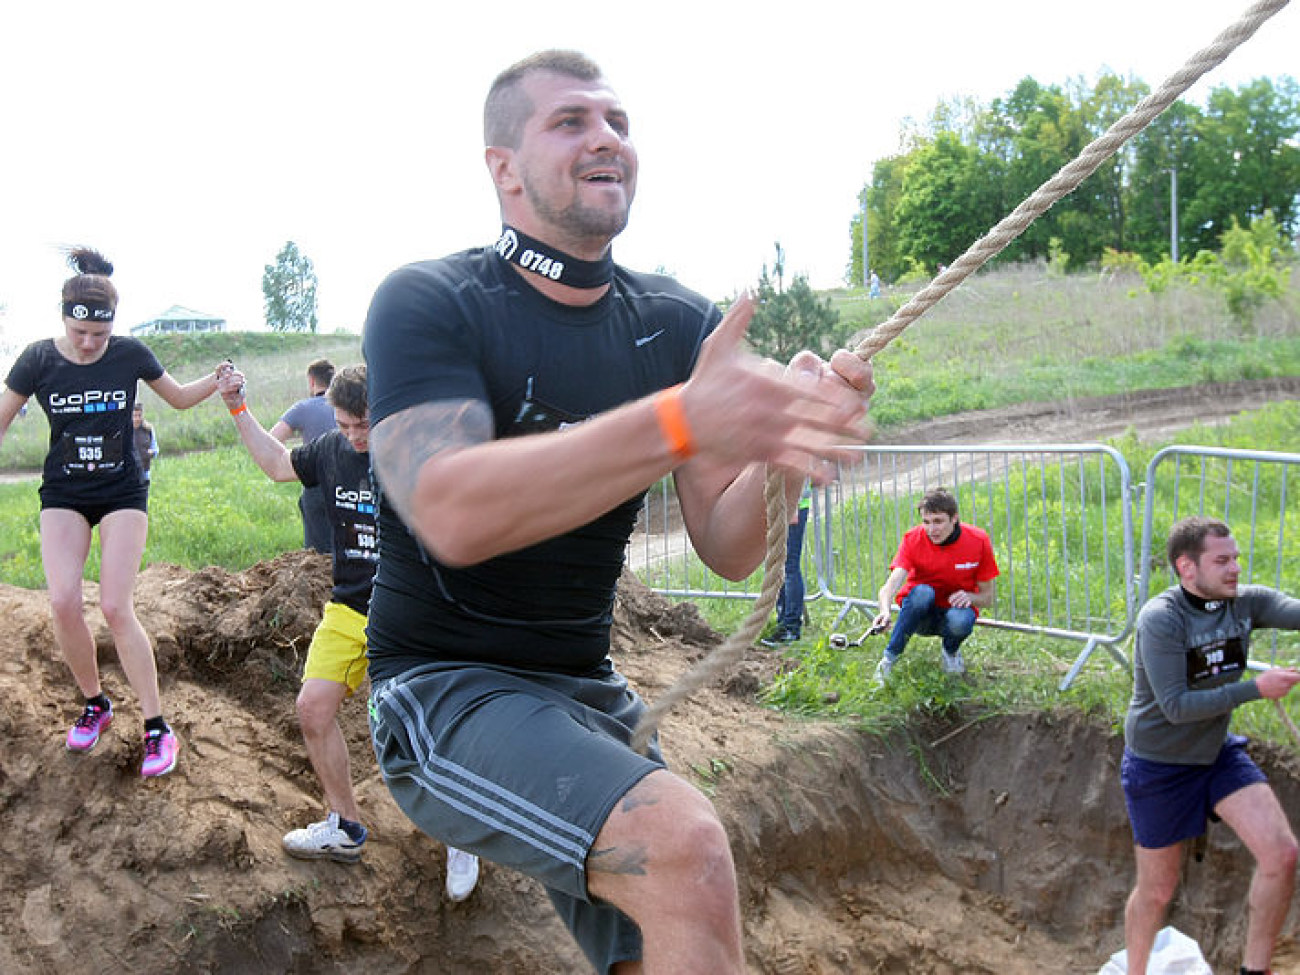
[588,843,649,877]
[370,398,493,526]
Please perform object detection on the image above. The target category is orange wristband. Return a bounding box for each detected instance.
[653,384,695,461]
[229,403,248,417]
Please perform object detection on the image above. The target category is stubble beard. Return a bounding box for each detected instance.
[1196,572,1238,600]
[522,176,630,249]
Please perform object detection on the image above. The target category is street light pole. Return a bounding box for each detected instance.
[1170,166,1179,263]
[861,190,870,288]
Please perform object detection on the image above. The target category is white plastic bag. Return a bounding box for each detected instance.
[1097,926,1213,975]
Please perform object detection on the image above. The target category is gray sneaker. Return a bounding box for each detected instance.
[873,654,896,685]
[941,649,967,675]
[282,811,366,863]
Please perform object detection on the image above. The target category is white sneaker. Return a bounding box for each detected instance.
[873,654,895,685]
[942,649,967,675]
[282,811,366,863]
[445,847,480,902]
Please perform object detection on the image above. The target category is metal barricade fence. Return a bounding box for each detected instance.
[1138,445,1300,665]
[629,442,1300,686]
[818,444,1137,689]
[628,477,823,603]
[630,443,1137,687]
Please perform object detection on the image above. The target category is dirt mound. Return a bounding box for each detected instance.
[3,555,1300,973]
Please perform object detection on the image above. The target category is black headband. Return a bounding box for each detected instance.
[493,225,614,290]
[63,300,115,322]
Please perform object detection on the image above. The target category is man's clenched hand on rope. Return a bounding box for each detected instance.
[678,293,874,483]
[671,293,874,579]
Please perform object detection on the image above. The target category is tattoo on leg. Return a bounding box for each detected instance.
[589,844,649,876]
[621,789,660,814]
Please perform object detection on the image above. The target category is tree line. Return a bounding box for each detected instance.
[852,73,1300,283]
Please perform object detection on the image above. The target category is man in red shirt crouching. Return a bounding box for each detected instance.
[872,488,999,683]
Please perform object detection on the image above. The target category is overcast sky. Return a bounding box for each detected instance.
[1,0,1296,351]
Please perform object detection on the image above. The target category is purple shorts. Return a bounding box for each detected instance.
[1121,734,1267,849]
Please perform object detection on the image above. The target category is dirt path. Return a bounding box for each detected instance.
[874,377,1300,447]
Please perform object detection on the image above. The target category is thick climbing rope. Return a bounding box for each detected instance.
[630,0,1293,754]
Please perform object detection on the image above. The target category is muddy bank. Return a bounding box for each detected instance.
[2,556,1298,971]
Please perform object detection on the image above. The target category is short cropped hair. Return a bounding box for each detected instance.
[484,49,604,148]
[307,359,335,388]
[327,364,367,419]
[918,488,959,519]
[1166,516,1232,571]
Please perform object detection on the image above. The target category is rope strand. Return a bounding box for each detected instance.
[630,473,789,753]
[630,0,1292,753]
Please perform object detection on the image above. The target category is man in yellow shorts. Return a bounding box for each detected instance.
[218,364,478,898]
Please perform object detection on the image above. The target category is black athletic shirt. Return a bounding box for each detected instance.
[5,337,164,505]
[363,245,719,680]
[290,430,377,617]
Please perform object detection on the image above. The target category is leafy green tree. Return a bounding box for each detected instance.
[995,78,1092,262]
[1218,210,1295,325]
[852,154,910,284]
[1128,100,1202,261]
[1078,72,1149,252]
[856,72,1298,278]
[748,243,840,362]
[1127,211,1293,326]
[262,241,319,333]
[1183,77,1300,255]
[892,132,1001,272]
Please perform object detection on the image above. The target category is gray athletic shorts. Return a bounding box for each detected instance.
[368,659,664,974]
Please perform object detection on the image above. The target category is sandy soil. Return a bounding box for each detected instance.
[2,380,1300,974]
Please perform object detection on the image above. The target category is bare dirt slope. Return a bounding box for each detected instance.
[3,380,1300,974]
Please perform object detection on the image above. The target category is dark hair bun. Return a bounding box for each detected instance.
[67,247,114,277]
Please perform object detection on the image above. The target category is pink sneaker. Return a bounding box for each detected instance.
[66,702,113,752]
[141,729,179,778]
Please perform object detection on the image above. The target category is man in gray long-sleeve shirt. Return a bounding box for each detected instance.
[1121,516,1300,975]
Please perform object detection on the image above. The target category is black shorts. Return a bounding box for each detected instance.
[40,486,150,527]
[369,659,664,972]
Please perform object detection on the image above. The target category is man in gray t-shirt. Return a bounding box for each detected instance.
[271,358,337,553]
[1121,516,1300,975]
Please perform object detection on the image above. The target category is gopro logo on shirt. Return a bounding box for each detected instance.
[336,486,376,514]
[48,389,128,413]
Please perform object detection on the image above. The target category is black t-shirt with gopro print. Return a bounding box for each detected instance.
[5,337,164,505]
[291,429,377,616]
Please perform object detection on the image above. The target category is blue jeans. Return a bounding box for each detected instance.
[883,584,976,660]
[775,507,809,632]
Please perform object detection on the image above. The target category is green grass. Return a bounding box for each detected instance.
[0,446,302,587]
[691,581,1300,753]
[864,335,1300,429]
[828,263,1300,431]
